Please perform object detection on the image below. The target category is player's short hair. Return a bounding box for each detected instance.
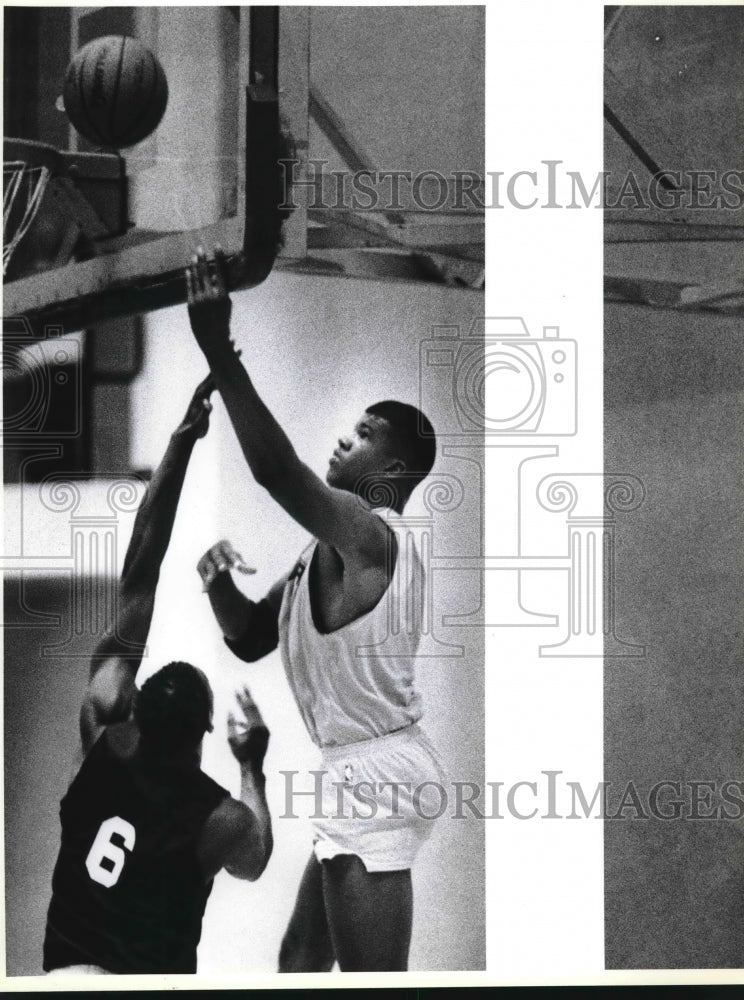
[135,661,213,755]
[366,400,437,489]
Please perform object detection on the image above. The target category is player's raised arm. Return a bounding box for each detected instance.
[79,376,215,756]
[197,541,286,662]
[185,249,391,566]
[199,686,273,881]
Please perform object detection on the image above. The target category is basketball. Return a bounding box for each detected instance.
[62,35,168,149]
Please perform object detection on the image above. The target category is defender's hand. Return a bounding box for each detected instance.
[228,686,270,767]
[186,245,233,345]
[198,539,256,592]
[175,373,215,440]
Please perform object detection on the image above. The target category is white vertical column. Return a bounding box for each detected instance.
[487,0,605,976]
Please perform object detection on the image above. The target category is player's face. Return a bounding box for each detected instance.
[326,412,399,492]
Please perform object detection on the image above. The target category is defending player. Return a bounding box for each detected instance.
[43,375,273,976]
[187,248,444,972]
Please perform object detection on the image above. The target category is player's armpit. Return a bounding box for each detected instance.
[199,797,272,882]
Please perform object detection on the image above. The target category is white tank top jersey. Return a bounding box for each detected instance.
[278,508,425,748]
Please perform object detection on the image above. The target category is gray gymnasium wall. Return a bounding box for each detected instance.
[604,302,744,967]
[4,579,89,977]
[5,271,486,974]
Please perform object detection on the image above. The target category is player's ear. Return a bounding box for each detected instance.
[384,458,406,475]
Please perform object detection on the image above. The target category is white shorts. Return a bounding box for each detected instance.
[313,724,448,873]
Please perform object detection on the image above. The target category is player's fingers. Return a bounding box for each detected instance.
[190,254,205,296]
[228,701,261,731]
[198,553,220,587]
[239,698,263,726]
[188,262,203,301]
[200,248,217,297]
[221,540,249,571]
[234,683,256,707]
[222,551,254,574]
[227,709,247,730]
[185,264,195,302]
[230,690,268,743]
[200,548,224,573]
[213,245,228,293]
[195,372,216,399]
[227,717,248,745]
[214,541,235,569]
[212,549,230,573]
[200,558,217,580]
[228,546,255,575]
[194,245,209,293]
[208,255,224,295]
[202,543,225,565]
[223,540,246,563]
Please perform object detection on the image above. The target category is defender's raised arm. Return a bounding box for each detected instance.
[79,375,215,756]
[199,686,273,881]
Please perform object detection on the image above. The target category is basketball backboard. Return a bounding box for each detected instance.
[3,6,295,330]
[3,6,485,331]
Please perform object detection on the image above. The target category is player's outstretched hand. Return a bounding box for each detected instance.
[197,539,256,592]
[186,245,233,347]
[175,372,216,440]
[228,685,270,769]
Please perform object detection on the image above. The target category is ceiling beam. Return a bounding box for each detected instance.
[605,274,744,315]
[606,221,744,244]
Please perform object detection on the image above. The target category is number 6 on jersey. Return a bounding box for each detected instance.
[85,816,136,888]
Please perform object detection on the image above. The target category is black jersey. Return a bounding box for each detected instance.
[43,726,229,974]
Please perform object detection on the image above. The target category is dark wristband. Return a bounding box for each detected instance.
[223,598,279,662]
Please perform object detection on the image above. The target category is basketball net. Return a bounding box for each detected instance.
[3,160,51,275]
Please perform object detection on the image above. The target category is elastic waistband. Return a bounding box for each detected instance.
[320,723,422,762]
